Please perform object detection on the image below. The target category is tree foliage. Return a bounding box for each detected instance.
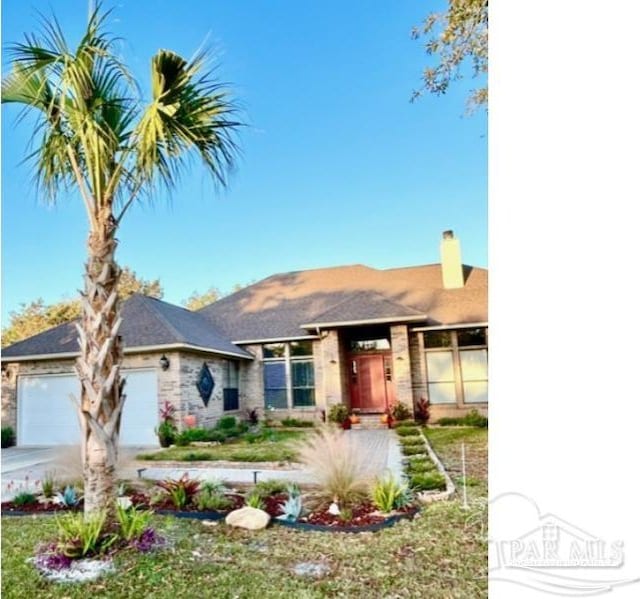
[1,267,164,347]
[412,0,488,112]
[182,287,221,311]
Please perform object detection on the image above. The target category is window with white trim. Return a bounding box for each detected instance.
[263,341,315,409]
[223,360,240,411]
[424,328,488,404]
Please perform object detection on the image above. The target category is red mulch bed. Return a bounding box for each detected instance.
[131,492,245,513]
[1,501,82,514]
[263,493,288,518]
[301,502,386,528]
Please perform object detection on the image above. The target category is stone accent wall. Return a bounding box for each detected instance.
[177,352,231,429]
[390,325,413,414]
[409,331,427,407]
[239,344,263,413]
[319,330,344,409]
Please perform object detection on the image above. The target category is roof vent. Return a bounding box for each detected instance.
[440,230,464,289]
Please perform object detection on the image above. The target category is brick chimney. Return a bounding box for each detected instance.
[440,230,464,289]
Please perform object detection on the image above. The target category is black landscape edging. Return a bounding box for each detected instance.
[272,508,419,533]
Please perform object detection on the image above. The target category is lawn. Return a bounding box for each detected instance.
[1,427,488,598]
[136,429,307,463]
[424,427,488,498]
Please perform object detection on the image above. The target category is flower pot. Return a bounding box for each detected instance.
[341,419,352,430]
[183,414,197,428]
[380,414,388,424]
[349,414,360,425]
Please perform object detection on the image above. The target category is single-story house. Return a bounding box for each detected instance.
[1,230,487,445]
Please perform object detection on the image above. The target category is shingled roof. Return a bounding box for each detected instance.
[198,263,488,342]
[1,294,252,361]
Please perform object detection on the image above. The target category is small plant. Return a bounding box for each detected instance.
[390,402,412,421]
[410,472,447,492]
[277,494,302,522]
[216,415,237,430]
[54,485,81,508]
[254,479,288,498]
[131,527,165,553]
[245,489,266,510]
[1,426,16,448]
[415,397,431,425]
[371,472,408,514]
[395,426,421,437]
[246,408,259,426]
[12,491,38,507]
[281,417,315,428]
[155,473,201,509]
[401,445,426,456]
[338,507,353,523]
[115,504,153,541]
[34,544,73,571]
[327,404,349,424]
[437,409,488,427]
[406,459,436,474]
[156,401,178,447]
[41,471,57,499]
[399,436,425,447]
[55,510,117,558]
[196,489,233,511]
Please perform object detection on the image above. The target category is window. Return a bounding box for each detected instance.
[263,341,316,409]
[223,361,239,411]
[424,328,488,405]
[349,338,391,352]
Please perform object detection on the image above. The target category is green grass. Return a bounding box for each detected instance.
[424,426,488,499]
[1,500,487,598]
[137,430,306,463]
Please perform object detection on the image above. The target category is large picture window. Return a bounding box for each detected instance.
[263,341,315,409]
[424,328,488,405]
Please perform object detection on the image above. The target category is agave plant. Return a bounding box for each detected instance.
[276,494,302,522]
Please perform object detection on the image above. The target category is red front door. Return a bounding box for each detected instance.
[349,353,395,412]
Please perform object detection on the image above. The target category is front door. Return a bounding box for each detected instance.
[348,353,395,412]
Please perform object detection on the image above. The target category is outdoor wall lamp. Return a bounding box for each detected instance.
[159,355,170,371]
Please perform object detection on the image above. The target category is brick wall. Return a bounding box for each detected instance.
[390,325,413,414]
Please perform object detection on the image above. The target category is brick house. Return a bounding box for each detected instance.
[1,231,487,445]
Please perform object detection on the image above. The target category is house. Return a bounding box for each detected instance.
[1,231,487,445]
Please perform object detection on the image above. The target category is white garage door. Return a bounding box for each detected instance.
[18,369,158,446]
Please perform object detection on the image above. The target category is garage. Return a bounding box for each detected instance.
[17,369,158,446]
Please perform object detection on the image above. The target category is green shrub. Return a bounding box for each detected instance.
[1,426,16,448]
[401,445,427,456]
[406,459,436,474]
[115,504,153,541]
[391,402,412,421]
[12,492,38,506]
[281,418,315,428]
[395,426,420,437]
[254,479,288,498]
[437,409,488,428]
[410,472,446,492]
[371,473,408,513]
[195,487,232,511]
[216,416,237,430]
[55,511,117,558]
[327,404,349,424]
[175,428,226,446]
[245,489,265,510]
[399,436,425,448]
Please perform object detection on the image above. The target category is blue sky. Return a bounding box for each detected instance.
[1,0,486,324]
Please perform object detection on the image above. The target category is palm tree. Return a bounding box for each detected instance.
[2,7,241,514]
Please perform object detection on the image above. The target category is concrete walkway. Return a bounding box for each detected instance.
[1,430,404,501]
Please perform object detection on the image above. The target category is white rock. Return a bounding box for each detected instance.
[116,496,132,509]
[225,507,271,530]
[328,502,340,515]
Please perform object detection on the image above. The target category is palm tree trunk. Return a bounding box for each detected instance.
[74,214,125,515]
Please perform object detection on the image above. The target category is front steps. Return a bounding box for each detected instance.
[351,413,389,430]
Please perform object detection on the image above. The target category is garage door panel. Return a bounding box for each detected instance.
[18,370,158,446]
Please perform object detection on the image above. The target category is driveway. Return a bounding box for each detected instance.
[1,446,154,501]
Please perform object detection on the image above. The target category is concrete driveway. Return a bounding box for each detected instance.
[1,446,154,501]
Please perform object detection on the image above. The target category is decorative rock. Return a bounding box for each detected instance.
[225,507,271,530]
[328,502,340,515]
[292,562,330,578]
[116,496,132,509]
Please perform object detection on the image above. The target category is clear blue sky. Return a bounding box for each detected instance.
[1,0,486,324]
